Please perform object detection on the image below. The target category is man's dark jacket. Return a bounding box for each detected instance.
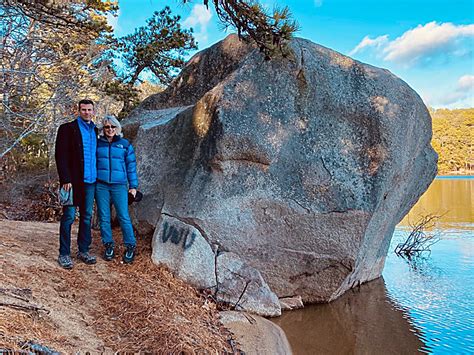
[55,119,97,207]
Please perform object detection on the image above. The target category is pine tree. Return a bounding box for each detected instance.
[184,0,298,58]
[103,7,197,117]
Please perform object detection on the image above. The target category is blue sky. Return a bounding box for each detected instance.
[110,0,474,108]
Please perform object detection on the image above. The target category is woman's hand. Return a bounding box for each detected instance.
[129,188,137,197]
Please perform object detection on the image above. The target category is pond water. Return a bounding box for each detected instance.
[273,177,474,354]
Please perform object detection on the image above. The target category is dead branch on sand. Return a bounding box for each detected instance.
[0,302,49,314]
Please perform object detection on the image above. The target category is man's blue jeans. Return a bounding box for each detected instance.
[95,181,136,246]
[59,182,95,256]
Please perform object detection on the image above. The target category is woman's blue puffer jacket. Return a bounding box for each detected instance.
[96,135,138,188]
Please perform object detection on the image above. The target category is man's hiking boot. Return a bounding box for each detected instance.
[123,244,136,264]
[103,243,115,261]
[58,255,73,269]
[77,251,97,265]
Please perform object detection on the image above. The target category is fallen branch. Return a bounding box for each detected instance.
[0,288,32,303]
[0,301,49,314]
[234,280,251,310]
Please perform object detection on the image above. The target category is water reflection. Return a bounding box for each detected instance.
[273,278,427,354]
[399,177,473,229]
[384,233,474,354]
[386,179,474,354]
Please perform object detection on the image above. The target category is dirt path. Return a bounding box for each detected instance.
[0,219,234,353]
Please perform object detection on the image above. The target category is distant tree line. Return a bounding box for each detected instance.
[430,108,474,175]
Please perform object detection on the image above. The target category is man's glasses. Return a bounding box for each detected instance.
[104,125,116,129]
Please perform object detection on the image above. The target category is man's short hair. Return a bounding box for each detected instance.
[78,99,94,109]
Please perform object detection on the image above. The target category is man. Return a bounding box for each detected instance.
[55,99,98,269]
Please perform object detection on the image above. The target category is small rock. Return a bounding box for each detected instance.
[279,296,304,311]
[220,311,292,355]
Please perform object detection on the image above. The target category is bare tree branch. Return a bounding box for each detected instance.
[395,213,445,258]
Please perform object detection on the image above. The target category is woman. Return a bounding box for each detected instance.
[96,115,138,263]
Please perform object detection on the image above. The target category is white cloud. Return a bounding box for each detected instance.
[457,75,474,91]
[383,22,474,63]
[349,35,388,56]
[314,0,323,7]
[350,22,474,66]
[183,4,212,44]
[434,91,473,107]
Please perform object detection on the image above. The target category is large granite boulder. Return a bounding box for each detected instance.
[124,34,437,305]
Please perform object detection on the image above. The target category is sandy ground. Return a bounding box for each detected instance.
[0,219,234,353]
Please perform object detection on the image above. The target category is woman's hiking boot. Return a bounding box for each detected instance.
[103,243,115,261]
[123,244,136,264]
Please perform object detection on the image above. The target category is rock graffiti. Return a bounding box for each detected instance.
[151,214,282,316]
[161,221,196,250]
